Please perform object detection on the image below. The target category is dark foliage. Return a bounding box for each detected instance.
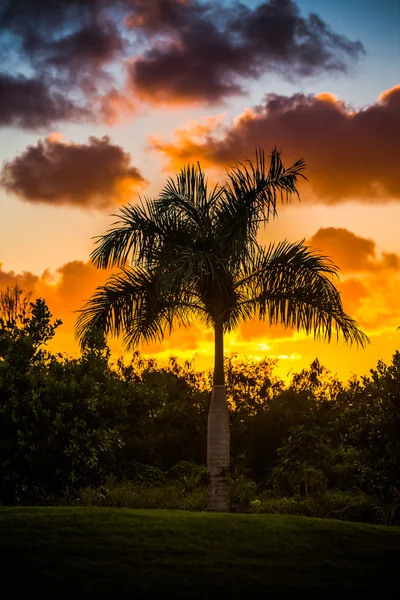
[0,289,398,523]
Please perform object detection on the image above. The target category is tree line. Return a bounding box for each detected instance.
[0,286,398,524]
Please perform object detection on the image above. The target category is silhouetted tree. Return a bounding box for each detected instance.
[0,284,32,329]
[76,148,368,511]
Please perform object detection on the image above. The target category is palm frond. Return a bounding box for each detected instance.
[90,194,204,270]
[75,266,206,349]
[216,148,306,264]
[158,164,229,241]
[235,241,369,347]
[235,240,337,287]
[159,163,208,223]
[226,148,305,216]
[90,200,165,269]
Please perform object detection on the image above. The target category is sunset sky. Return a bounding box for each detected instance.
[1,0,399,381]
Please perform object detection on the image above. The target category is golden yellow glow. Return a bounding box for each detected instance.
[2,210,400,384]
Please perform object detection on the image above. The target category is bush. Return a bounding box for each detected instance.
[167,461,208,492]
[70,479,383,524]
[75,479,208,511]
[129,463,166,485]
[229,475,257,512]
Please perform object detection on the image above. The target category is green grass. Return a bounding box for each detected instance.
[1,508,399,598]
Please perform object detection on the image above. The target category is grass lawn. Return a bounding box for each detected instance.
[0,507,399,598]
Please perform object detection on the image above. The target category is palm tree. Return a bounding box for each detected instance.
[75,148,368,512]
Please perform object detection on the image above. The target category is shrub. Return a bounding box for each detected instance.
[76,480,208,511]
[229,475,257,512]
[167,461,208,492]
[129,463,166,485]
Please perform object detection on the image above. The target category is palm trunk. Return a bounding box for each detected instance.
[207,322,230,512]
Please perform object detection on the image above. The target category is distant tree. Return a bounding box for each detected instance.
[0,284,32,329]
[76,148,368,511]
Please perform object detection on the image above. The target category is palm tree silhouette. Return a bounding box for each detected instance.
[76,148,368,511]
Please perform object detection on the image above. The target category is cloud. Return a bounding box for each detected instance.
[0,74,90,129]
[0,1,123,74]
[305,227,400,333]
[0,259,114,354]
[150,85,400,201]
[0,262,39,291]
[0,259,119,336]
[99,89,138,125]
[306,227,400,333]
[0,135,148,210]
[128,0,364,105]
[0,0,364,126]
[336,278,368,316]
[43,21,123,75]
[0,0,126,127]
[308,227,400,273]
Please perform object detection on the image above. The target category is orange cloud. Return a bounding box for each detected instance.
[0,263,39,291]
[379,84,400,102]
[0,260,113,355]
[149,115,226,171]
[315,92,340,105]
[0,260,213,360]
[1,136,148,210]
[149,85,400,202]
[305,227,400,334]
[223,228,400,345]
[308,227,400,273]
[336,279,368,315]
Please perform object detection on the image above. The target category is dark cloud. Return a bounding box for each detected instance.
[44,21,123,76]
[0,1,115,63]
[151,85,400,201]
[0,0,126,126]
[0,74,90,129]
[0,135,148,210]
[125,0,202,32]
[130,24,243,104]
[0,0,365,126]
[128,0,365,104]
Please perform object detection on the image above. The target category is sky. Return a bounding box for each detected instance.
[0,0,399,381]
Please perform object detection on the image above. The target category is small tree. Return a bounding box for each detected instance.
[0,284,32,329]
[76,149,368,511]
